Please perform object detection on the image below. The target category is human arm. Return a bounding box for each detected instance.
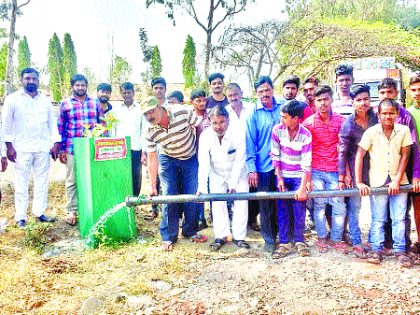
[197,132,211,195]
[246,112,259,187]
[408,117,420,192]
[338,121,352,190]
[295,172,309,201]
[57,101,68,161]
[228,132,247,192]
[355,147,370,196]
[147,151,158,196]
[270,125,285,191]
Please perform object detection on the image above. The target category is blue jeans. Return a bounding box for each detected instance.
[370,193,407,253]
[257,170,278,245]
[312,170,346,242]
[277,177,306,243]
[347,196,362,246]
[158,154,199,243]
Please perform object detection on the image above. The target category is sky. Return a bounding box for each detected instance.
[0,0,286,93]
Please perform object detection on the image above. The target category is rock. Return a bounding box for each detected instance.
[151,280,172,292]
[115,292,127,303]
[80,296,106,315]
[126,295,154,311]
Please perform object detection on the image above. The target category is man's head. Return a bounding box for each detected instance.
[335,64,354,95]
[167,91,184,105]
[254,76,274,107]
[71,74,88,98]
[120,82,134,105]
[190,89,207,112]
[281,100,303,128]
[151,77,167,102]
[282,75,300,100]
[142,96,162,125]
[302,76,319,104]
[378,78,398,101]
[97,83,112,104]
[408,75,420,107]
[378,98,399,129]
[208,73,225,95]
[350,85,371,113]
[225,83,243,108]
[209,104,229,138]
[314,85,333,115]
[20,67,39,93]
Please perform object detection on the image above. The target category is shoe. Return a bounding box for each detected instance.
[36,215,56,223]
[16,220,26,228]
[264,243,275,253]
[249,222,261,232]
[233,239,250,249]
[197,220,208,231]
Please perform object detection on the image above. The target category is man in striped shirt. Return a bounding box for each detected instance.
[142,97,207,251]
[270,100,312,258]
[303,85,347,253]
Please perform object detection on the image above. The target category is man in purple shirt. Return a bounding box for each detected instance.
[58,74,103,226]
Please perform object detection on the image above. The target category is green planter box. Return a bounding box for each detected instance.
[74,136,137,247]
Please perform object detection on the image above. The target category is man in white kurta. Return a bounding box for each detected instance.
[197,105,249,250]
[2,68,60,227]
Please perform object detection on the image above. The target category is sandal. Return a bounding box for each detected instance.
[210,238,226,251]
[189,234,207,243]
[396,253,413,268]
[295,242,310,257]
[272,243,293,259]
[65,212,78,226]
[233,239,250,249]
[162,241,173,251]
[352,245,367,259]
[406,251,420,265]
[334,241,351,254]
[367,251,382,264]
[315,238,331,253]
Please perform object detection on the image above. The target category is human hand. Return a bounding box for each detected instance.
[356,182,371,196]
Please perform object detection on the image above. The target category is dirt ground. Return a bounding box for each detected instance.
[1,163,420,314]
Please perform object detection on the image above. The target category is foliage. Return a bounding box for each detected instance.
[22,222,54,254]
[182,35,196,89]
[82,66,98,95]
[62,33,77,87]
[0,42,8,95]
[145,0,256,80]
[108,55,132,86]
[16,35,30,74]
[150,45,162,78]
[47,33,64,102]
[82,112,118,138]
[139,27,153,63]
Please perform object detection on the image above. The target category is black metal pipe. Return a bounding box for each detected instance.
[125,185,413,207]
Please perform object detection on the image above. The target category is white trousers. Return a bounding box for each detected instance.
[210,176,249,240]
[14,151,50,221]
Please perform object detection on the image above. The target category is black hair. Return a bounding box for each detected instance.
[168,90,184,103]
[151,77,166,88]
[282,75,300,89]
[254,76,273,90]
[120,82,134,91]
[303,76,319,86]
[281,100,304,119]
[226,82,242,91]
[208,72,224,83]
[190,89,206,101]
[71,74,88,86]
[97,83,112,92]
[314,85,333,98]
[378,98,399,113]
[209,104,229,119]
[378,78,398,91]
[350,85,370,100]
[335,64,354,78]
[20,67,39,79]
[409,75,420,86]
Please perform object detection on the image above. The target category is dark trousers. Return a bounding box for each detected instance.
[258,170,278,245]
[248,186,260,225]
[131,150,142,196]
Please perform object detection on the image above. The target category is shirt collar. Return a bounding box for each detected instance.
[256,97,280,110]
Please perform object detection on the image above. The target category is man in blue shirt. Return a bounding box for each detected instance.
[246,76,282,253]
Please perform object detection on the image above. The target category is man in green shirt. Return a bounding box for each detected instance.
[407,75,420,253]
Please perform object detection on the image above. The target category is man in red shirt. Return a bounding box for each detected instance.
[303,85,347,253]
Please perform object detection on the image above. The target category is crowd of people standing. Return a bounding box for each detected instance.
[3,65,420,268]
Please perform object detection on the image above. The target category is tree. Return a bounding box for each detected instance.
[3,0,31,95]
[108,55,132,87]
[139,27,153,63]
[82,67,99,95]
[145,0,256,81]
[47,33,64,102]
[0,42,8,96]
[182,35,196,89]
[150,45,162,78]
[63,33,77,87]
[17,35,30,74]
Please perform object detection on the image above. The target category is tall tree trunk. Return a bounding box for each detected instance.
[204,31,212,82]
[5,0,17,96]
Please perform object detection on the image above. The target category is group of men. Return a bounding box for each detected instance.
[4,65,420,268]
